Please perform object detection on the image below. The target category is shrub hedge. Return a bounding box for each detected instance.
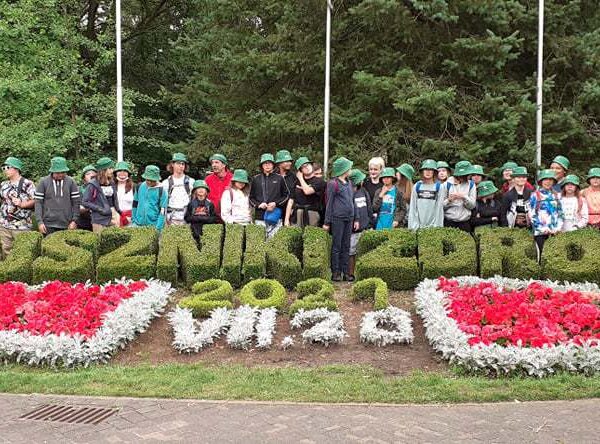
[418,227,477,279]
[355,229,419,290]
[238,278,287,310]
[242,224,267,283]
[97,227,159,282]
[195,224,223,281]
[220,224,244,287]
[0,231,42,283]
[156,225,181,286]
[32,230,98,284]
[542,229,600,284]
[179,279,234,317]
[289,278,337,315]
[349,278,389,310]
[477,227,540,279]
[302,227,331,281]
[266,227,303,288]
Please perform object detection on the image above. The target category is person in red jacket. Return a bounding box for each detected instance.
[204,153,233,222]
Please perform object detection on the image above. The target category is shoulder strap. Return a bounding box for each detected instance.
[168,176,174,195]
[415,181,421,194]
[16,177,25,196]
[469,180,475,192]
[446,181,452,192]
[184,176,191,195]
[435,181,441,193]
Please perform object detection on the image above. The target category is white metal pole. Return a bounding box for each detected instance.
[323,0,332,177]
[535,0,544,169]
[116,0,124,162]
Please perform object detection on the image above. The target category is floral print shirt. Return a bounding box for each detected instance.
[0,178,35,230]
[528,189,563,236]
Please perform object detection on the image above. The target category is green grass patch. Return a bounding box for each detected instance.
[0,364,598,404]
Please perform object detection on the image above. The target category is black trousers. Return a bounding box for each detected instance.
[534,234,549,263]
[444,219,472,233]
[330,218,352,274]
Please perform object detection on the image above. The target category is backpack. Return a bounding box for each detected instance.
[415,180,441,196]
[167,175,192,196]
[134,183,164,204]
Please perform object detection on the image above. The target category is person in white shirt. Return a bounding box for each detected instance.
[221,169,252,225]
[114,161,135,226]
[162,153,194,225]
[560,174,588,232]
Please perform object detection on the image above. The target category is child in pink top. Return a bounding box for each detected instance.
[582,168,600,228]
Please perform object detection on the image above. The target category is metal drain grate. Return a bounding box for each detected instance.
[19,404,118,425]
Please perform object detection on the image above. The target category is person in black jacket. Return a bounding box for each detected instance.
[500,166,533,228]
[184,180,216,242]
[471,181,502,230]
[249,153,288,238]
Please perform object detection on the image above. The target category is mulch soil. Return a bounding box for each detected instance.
[112,283,447,376]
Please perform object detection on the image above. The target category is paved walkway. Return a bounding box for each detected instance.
[0,394,597,443]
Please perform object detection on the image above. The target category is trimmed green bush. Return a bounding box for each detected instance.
[238,278,287,309]
[179,279,234,317]
[242,224,267,283]
[289,278,337,315]
[355,229,419,290]
[477,227,540,279]
[417,228,477,279]
[266,227,302,288]
[0,231,42,283]
[349,278,389,310]
[220,224,244,287]
[302,227,331,281]
[97,227,159,282]
[156,225,180,286]
[542,229,600,284]
[195,224,223,281]
[32,230,98,284]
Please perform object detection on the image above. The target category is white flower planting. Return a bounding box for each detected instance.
[415,276,600,377]
[0,279,173,367]
[360,306,414,346]
[280,336,295,350]
[170,305,278,352]
[290,308,347,346]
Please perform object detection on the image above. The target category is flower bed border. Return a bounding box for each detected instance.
[0,279,173,367]
[415,276,600,377]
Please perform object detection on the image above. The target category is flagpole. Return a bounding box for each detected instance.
[116,0,124,162]
[535,0,544,169]
[323,0,332,177]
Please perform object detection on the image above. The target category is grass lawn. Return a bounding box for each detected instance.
[1,364,599,404]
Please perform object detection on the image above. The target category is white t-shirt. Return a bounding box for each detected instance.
[162,176,194,210]
[117,183,134,212]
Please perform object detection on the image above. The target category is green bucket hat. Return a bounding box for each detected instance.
[561,174,580,188]
[95,157,114,171]
[331,157,353,177]
[379,167,397,181]
[348,169,366,186]
[114,161,131,174]
[470,165,485,176]
[192,179,210,193]
[275,150,293,164]
[551,155,570,171]
[232,169,249,184]
[81,164,96,177]
[586,167,600,183]
[454,160,472,177]
[537,169,557,184]
[3,157,23,171]
[511,166,528,177]
[141,165,161,182]
[294,156,311,170]
[209,153,228,166]
[396,163,415,181]
[501,161,518,173]
[260,153,275,165]
[49,157,70,173]
[420,159,438,171]
[436,161,451,171]
[171,152,188,163]
[477,180,498,198]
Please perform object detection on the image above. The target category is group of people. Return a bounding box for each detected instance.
[1,151,598,282]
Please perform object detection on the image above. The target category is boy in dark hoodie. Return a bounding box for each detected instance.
[347,169,373,281]
[184,180,216,242]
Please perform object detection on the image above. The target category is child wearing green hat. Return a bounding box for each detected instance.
[114,161,134,226]
[284,157,325,228]
[559,175,588,232]
[184,180,216,241]
[499,166,532,228]
[436,161,451,184]
[529,169,563,261]
[0,157,36,256]
[443,161,477,232]
[163,153,194,226]
[582,168,600,229]
[221,169,252,225]
[471,181,501,229]
[250,154,288,238]
[131,165,168,231]
[550,155,570,192]
[275,150,297,211]
[348,169,374,281]
[82,160,114,233]
[408,159,445,229]
[76,165,97,231]
[373,167,406,230]
[396,163,414,210]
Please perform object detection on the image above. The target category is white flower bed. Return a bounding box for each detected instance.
[415,276,600,377]
[290,308,347,346]
[360,306,413,346]
[0,279,173,367]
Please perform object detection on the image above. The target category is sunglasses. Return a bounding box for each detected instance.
[2,165,11,171]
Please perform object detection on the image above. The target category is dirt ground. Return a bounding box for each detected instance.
[112,283,447,376]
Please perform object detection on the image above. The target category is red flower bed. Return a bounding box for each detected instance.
[0,281,147,338]
[438,277,600,348]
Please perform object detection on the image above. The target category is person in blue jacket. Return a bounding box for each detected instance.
[131,165,168,230]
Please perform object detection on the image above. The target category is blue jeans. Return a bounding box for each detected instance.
[330,218,352,274]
